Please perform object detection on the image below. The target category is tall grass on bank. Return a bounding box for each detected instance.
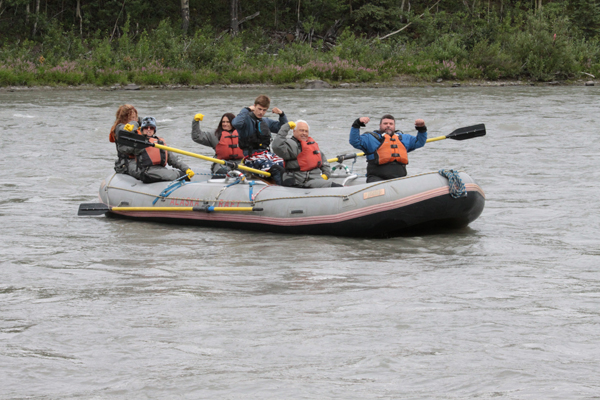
[1,11,600,87]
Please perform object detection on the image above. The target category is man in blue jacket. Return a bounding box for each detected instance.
[232,94,288,156]
[231,95,289,184]
[349,114,427,183]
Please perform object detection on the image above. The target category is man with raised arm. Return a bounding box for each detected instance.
[349,114,427,183]
[232,94,288,156]
[272,120,342,188]
[231,94,288,185]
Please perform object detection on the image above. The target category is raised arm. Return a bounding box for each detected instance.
[191,114,219,149]
[401,119,428,152]
[272,122,299,161]
[232,107,251,131]
[267,107,288,132]
[349,117,371,151]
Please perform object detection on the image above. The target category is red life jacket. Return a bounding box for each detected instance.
[373,133,408,165]
[297,137,323,171]
[137,136,168,168]
[215,130,243,160]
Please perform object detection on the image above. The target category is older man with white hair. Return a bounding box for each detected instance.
[272,120,342,188]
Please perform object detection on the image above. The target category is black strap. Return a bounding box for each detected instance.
[368,131,384,143]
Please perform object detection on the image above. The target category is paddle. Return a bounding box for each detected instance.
[425,123,486,143]
[78,203,263,216]
[117,130,271,177]
[327,124,486,163]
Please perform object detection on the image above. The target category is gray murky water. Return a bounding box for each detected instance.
[1,86,600,399]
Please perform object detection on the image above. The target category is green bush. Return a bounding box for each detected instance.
[2,8,600,87]
[503,14,576,80]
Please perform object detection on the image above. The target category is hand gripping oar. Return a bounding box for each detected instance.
[327,124,486,163]
[117,131,271,177]
[78,203,263,216]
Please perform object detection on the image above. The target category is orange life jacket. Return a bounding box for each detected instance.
[137,136,168,168]
[215,130,243,160]
[373,133,408,165]
[296,137,323,171]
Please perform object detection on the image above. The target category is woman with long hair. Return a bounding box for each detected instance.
[110,105,194,182]
[110,104,140,174]
[191,112,243,177]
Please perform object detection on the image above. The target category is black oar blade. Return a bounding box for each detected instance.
[447,123,486,141]
[116,130,150,149]
[78,203,110,216]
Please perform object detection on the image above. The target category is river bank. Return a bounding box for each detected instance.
[1,76,596,92]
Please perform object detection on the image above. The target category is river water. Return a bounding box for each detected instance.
[1,86,599,399]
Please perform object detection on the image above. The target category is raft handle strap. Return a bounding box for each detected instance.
[152,176,189,205]
[248,181,255,202]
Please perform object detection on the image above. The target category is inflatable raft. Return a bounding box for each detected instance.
[79,167,485,237]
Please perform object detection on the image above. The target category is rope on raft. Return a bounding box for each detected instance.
[438,169,467,198]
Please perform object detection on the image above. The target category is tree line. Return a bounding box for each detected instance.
[1,0,600,85]
[2,0,598,41]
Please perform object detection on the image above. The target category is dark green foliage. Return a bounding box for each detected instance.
[1,1,600,86]
[569,0,600,38]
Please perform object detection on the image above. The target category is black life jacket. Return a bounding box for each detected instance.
[239,116,271,152]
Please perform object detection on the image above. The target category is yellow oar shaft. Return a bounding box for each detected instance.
[113,207,194,212]
[426,135,447,143]
[329,138,445,163]
[112,206,259,212]
[153,143,271,177]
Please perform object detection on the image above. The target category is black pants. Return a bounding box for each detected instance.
[366,162,407,183]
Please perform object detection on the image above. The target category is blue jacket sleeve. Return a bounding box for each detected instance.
[349,127,366,151]
[350,127,382,155]
[266,113,288,133]
[232,107,251,133]
[401,130,428,152]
